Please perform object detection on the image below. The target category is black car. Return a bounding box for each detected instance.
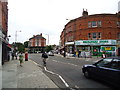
[82,57,120,88]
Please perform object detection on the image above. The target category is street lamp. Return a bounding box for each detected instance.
[15,30,21,43]
[46,34,49,45]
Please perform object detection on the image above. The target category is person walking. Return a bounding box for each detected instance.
[78,50,81,58]
[41,52,48,66]
[15,52,18,60]
[25,52,28,61]
[19,52,24,66]
[11,52,14,60]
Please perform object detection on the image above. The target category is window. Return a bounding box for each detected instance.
[92,21,97,27]
[117,21,120,27]
[39,39,41,46]
[88,22,91,28]
[88,21,102,28]
[111,59,120,70]
[92,33,97,39]
[98,32,101,39]
[96,58,112,68]
[118,33,120,39]
[98,21,101,27]
[88,33,91,39]
[35,39,37,46]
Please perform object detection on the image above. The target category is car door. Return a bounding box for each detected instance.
[108,58,120,87]
[91,58,113,81]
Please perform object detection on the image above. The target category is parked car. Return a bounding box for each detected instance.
[48,51,54,56]
[82,57,120,88]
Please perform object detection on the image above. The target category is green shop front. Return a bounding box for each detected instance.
[75,40,117,56]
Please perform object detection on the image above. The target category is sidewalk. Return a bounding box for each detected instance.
[2,59,59,88]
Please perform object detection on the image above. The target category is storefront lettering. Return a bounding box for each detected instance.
[83,40,109,44]
[83,41,98,43]
[75,40,116,45]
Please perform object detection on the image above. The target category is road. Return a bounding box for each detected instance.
[29,53,112,89]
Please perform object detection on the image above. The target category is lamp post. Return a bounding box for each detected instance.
[15,30,21,43]
[46,34,49,45]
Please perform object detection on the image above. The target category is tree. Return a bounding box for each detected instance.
[12,42,24,53]
[24,41,29,48]
[45,45,53,52]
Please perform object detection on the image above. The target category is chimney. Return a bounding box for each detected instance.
[82,8,88,17]
[40,33,42,36]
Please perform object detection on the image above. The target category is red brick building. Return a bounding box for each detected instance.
[60,10,120,56]
[0,0,9,65]
[28,33,46,53]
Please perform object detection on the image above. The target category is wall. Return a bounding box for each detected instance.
[61,13,120,46]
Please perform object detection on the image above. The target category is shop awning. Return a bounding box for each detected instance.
[65,42,74,45]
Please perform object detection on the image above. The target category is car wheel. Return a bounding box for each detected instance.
[84,70,90,78]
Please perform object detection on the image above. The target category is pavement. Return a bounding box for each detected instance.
[2,58,59,89]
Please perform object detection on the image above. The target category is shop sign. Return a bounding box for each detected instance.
[101,46,116,51]
[75,40,116,45]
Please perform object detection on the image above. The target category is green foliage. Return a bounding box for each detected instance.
[45,45,53,52]
[24,41,29,48]
[12,42,25,53]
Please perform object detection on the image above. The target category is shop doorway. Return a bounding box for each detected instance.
[92,46,100,56]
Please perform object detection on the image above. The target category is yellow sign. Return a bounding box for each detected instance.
[105,47,111,50]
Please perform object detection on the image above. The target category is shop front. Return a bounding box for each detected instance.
[65,42,74,54]
[75,40,117,57]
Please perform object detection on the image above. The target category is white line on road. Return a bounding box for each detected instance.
[52,60,81,68]
[44,67,69,88]
[30,60,69,88]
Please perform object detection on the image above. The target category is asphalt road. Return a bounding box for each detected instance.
[29,53,112,89]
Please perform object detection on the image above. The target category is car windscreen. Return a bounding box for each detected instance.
[96,58,113,67]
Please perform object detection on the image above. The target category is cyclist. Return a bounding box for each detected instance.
[41,52,48,66]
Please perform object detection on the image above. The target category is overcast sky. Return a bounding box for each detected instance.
[8,0,120,45]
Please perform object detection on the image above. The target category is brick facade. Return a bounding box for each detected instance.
[61,11,120,45]
[60,10,120,56]
[0,0,9,65]
[28,33,46,53]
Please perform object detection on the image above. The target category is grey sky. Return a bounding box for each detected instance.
[8,0,120,45]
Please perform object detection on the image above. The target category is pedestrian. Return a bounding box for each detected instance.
[25,52,28,61]
[12,52,14,60]
[41,52,48,66]
[102,51,106,58]
[78,50,81,58]
[19,52,24,66]
[76,51,78,57]
[15,52,18,60]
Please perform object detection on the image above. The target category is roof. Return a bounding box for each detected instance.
[29,34,46,40]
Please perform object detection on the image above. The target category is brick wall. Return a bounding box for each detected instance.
[61,13,120,46]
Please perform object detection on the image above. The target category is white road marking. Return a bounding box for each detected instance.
[44,67,69,88]
[52,60,80,68]
[30,60,70,88]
